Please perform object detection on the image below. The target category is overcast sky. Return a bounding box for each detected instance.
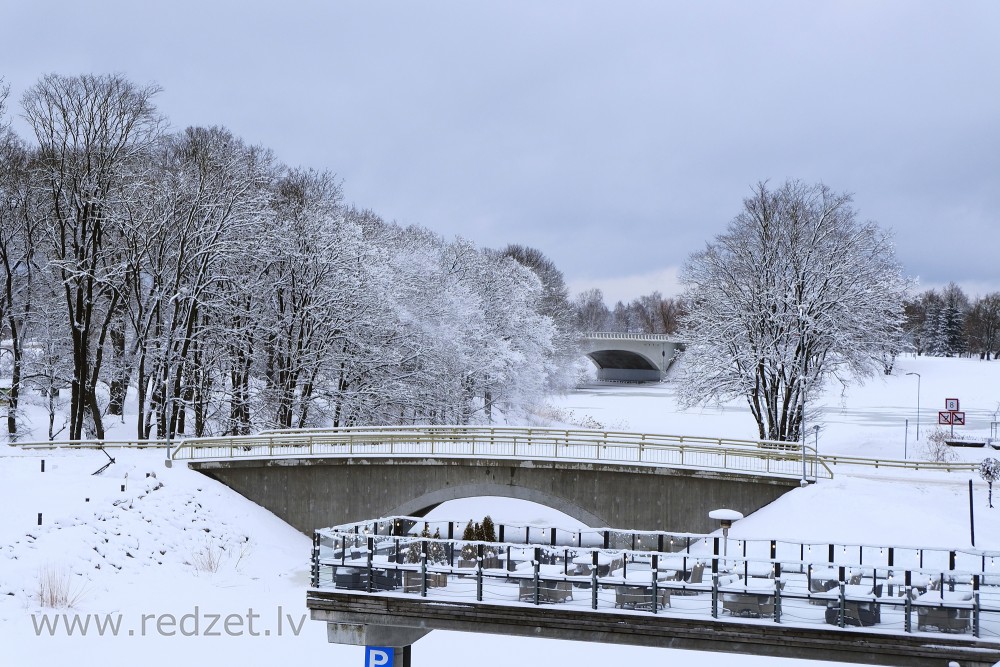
[5,1,999,303]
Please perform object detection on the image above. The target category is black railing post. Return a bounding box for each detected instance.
[311,532,320,588]
[591,550,599,609]
[476,544,484,602]
[421,540,428,598]
[973,574,981,638]
[904,570,912,633]
[367,537,374,594]
[651,554,659,615]
[838,565,846,628]
[711,537,720,619]
[774,561,782,623]
[534,547,541,605]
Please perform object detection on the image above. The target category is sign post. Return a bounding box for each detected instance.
[938,399,964,437]
[366,647,395,667]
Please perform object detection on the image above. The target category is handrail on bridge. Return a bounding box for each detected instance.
[581,331,680,342]
[11,428,982,478]
[165,425,832,482]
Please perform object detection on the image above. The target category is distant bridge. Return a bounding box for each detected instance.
[580,332,683,382]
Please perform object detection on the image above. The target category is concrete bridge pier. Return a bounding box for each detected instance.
[325,622,426,667]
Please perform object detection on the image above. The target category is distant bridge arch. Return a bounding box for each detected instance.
[580,332,683,382]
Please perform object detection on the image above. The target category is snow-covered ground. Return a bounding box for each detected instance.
[3,354,1000,666]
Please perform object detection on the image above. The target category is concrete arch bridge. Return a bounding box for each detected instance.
[580,332,683,382]
[168,426,826,535]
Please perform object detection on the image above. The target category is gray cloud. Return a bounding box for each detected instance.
[5,1,998,298]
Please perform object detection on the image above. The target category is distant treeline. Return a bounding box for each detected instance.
[905,283,1000,359]
[572,289,685,335]
[572,282,1000,362]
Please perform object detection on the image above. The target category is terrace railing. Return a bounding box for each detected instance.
[311,515,1000,641]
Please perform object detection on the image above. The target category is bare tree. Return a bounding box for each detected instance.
[967,293,1000,360]
[679,180,910,442]
[0,92,36,438]
[573,288,610,332]
[22,74,163,439]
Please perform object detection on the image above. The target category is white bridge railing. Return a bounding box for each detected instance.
[582,332,679,342]
[165,426,830,481]
[12,427,984,479]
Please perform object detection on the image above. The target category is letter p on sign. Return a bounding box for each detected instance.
[366,647,394,667]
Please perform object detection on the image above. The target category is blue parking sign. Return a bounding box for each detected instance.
[366,646,394,667]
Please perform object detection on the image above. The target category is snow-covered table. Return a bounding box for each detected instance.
[720,577,780,617]
[915,590,974,633]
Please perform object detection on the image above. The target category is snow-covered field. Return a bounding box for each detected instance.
[3,354,1000,666]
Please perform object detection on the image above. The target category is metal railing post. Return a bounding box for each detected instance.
[476,544,484,602]
[711,537,719,618]
[973,574,981,638]
[904,570,912,633]
[367,537,374,594]
[311,532,320,588]
[533,547,541,605]
[591,550,599,610]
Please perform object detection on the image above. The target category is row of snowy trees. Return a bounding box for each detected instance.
[905,284,1000,359]
[0,74,577,441]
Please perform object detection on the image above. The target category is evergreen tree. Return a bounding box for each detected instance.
[460,521,476,560]
[429,528,446,563]
[481,515,497,542]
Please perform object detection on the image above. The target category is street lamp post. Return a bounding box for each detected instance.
[813,424,820,473]
[906,372,921,441]
[708,509,744,566]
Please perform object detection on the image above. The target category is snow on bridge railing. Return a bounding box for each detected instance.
[310,515,1000,641]
[166,426,831,481]
[9,428,979,478]
[12,439,168,449]
[581,332,680,342]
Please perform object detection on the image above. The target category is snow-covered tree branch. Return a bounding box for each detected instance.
[678,180,911,442]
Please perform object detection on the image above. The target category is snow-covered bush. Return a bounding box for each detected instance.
[922,428,959,463]
[979,457,1000,508]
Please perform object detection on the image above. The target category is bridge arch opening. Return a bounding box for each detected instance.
[585,349,661,382]
[387,485,607,528]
